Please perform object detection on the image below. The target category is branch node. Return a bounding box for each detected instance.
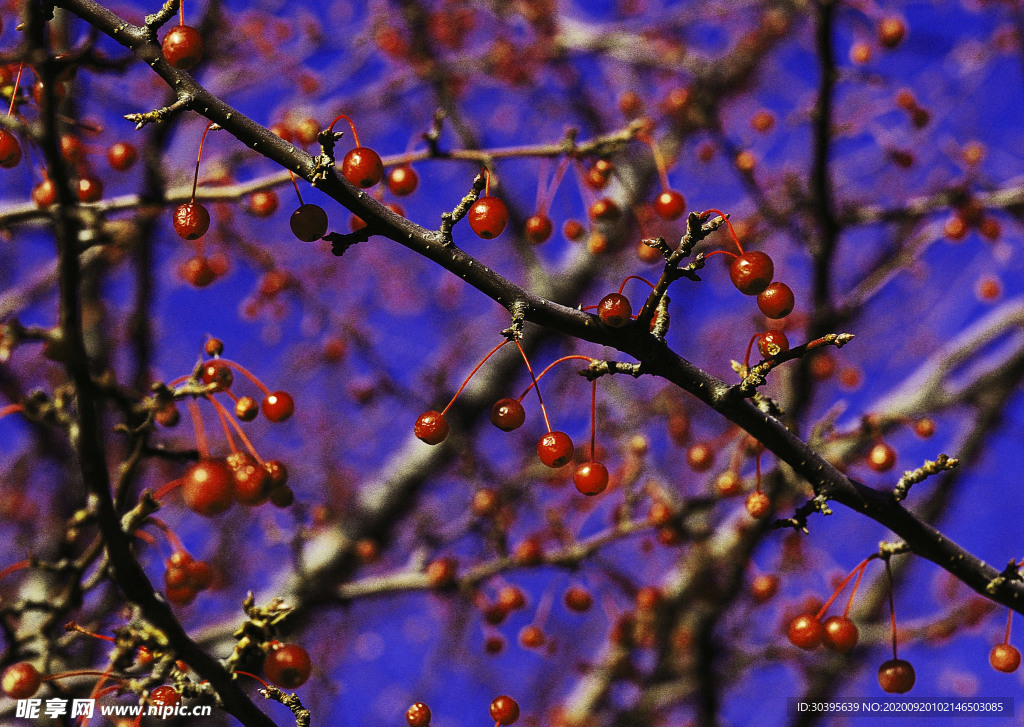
[892,453,958,502]
[502,301,528,340]
[124,95,192,130]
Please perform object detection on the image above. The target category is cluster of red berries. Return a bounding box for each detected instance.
[163,550,214,606]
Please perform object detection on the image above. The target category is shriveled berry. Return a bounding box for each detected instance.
[729,251,774,295]
[573,461,609,496]
[525,213,553,244]
[200,360,233,392]
[757,281,794,319]
[234,396,258,421]
[270,485,294,507]
[877,658,915,693]
[757,330,789,358]
[490,695,520,725]
[0,130,21,168]
[787,614,824,650]
[227,451,272,506]
[490,398,525,431]
[162,25,204,70]
[2,662,41,699]
[468,196,509,239]
[387,165,419,196]
[990,643,1021,673]
[342,147,384,188]
[290,204,329,242]
[264,643,312,689]
[537,431,574,468]
[822,615,859,653]
[654,189,685,220]
[182,458,234,517]
[262,391,295,422]
[415,410,449,445]
[597,293,632,327]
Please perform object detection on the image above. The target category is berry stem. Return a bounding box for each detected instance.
[236,671,271,688]
[153,476,184,501]
[703,249,739,261]
[439,340,508,416]
[66,621,117,644]
[517,355,596,403]
[701,208,744,255]
[617,275,656,295]
[843,560,869,618]
[814,557,871,620]
[572,159,598,206]
[179,0,185,26]
[190,120,216,203]
[289,171,304,206]
[743,333,758,370]
[540,157,570,216]
[513,338,552,433]
[327,114,359,147]
[754,449,762,494]
[589,379,598,462]
[217,359,272,396]
[1004,608,1014,645]
[149,516,188,555]
[641,134,672,192]
[187,398,210,459]
[133,529,158,546]
[7,63,23,117]
[208,394,264,464]
[0,403,24,420]
[42,669,124,683]
[886,558,899,660]
[0,559,28,583]
[207,393,240,454]
[483,166,492,197]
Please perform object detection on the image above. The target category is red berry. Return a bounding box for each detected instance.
[468,196,509,239]
[387,165,419,196]
[471,488,499,517]
[514,537,543,565]
[32,79,67,107]
[262,391,295,422]
[107,141,137,171]
[270,485,295,507]
[425,556,457,588]
[867,442,896,472]
[756,330,790,358]
[162,25,204,69]
[490,398,525,431]
[406,702,432,727]
[78,175,103,203]
[914,418,935,438]
[342,147,384,188]
[648,500,674,526]
[2,662,41,699]
[415,410,449,445]
[564,585,593,612]
[0,130,20,168]
[563,219,585,241]
[264,643,312,689]
[756,281,794,319]
[200,360,233,392]
[235,395,258,421]
[149,685,181,708]
[686,442,715,472]
[490,695,520,725]
[60,134,83,164]
[749,574,779,603]
[32,179,56,207]
[654,189,685,220]
[227,451,272,506]
[498,586,527,611]
[990,643,1021,673]
[537,431,574,468]
[597,293,632,328]
[588,197,621,222]
[787,614,824,650]
[877,17,906,48]
[822,615,859,653]
[182,458,234,516]
[877,658,915,693]
[745,491,770,518]
[573,461,609,495]
[264,459,288,489]
[519,624,545,648]
[187,560,214,590]
[290,204,329,242]
[729,251,774,295]
[179,255,216,287]
[247,190,279,217]
[525,213,553,244]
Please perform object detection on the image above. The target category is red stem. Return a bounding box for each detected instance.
[0,559,29,583]
[886,559,899,659]
[1004,608,1013,645]
[642,134,671,191]
[843,561,869,618]
[743,333,758,370]
[327,114,360,147]
[617,275,656,295]
[590,379,597,462]
[539,156,570,216]
[208,393,240,454]
[514,338,552,433]
[179,0,185,25]
[191,120,216,202]
[236,671,271,688]
[517,355,595,403]
[216,359,272,395]
[149,516,188,555]
[289,171,304,206]
[440,340,508,416]
[7,62,23,117]
[703,249,739,261]
[701,208,744,255]
[814,558,870,620]
[208,395,264,464]
[188,398,210,459]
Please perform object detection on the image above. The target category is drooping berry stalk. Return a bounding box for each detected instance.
[148,516,188,555]
[702,208,744,255]
[207,395,265,464]
[187,398,210,459]
[516,355,596,407]
[514,338,553,433]
[0,559,28,583]
[885,559,899,660]
[814,557,872,621]
[0,403,24,420]
[7,63,23,117]
[618,275,656,296]
[439,340,508,416]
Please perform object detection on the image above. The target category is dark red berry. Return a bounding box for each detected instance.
[387,165,419,196]
[294,117,320,146]
[597,293,632,327]
[990,643,1021,673]
[877,17,906,48]
[654,189,685,220]
[264,643,312,689]
[749,574,779,603]
[200,360,233,392]
[468,196,509,239]
[227,451,272,506]
[525,213,553,244]
[2,663,41,699]
[60,134,83,164]
[756,281,794,319]
[877,658,915,693]
[867,442,896,472]
[32,79,67,107]
[270,485,295,507]
[415,410,449,445]
[342,147,384,188]
[588,197,621,222]
[149,685,181,708]
[822,615,859,653]
[756,330,789,358]
[537,431,574,467]
[490,398,525,431]
[247,190,279,217]
[564,586,593,612]
[107,142,137,171]
[519,624,545,648]
[182,458,234,517]
[573,461,609,496]
[173,202,211,240]
[262,391,295,422]
[290,204,328,242]
[0,130,20,168]
[686,442,714,472]
[162,25,204,70]
[406,702,432,727]
[32,179,56,207]
[490,695,520,725]
[235,395,258,421]
[787,614,824,650]
[729,251,774,295]
[179,256,216,287]
[77,175,103,203]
